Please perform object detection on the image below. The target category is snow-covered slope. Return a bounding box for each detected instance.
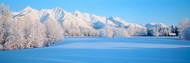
[12,6,148,30]
[13,6,39,19]
[144,23,168,28]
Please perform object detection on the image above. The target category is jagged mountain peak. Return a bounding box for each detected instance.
[73,10,80,13]
[24,6,33,10]
[53,7,66,12]
[53,7,62,10]
[21,6,38,12]
[52,7,67,14]
[72,10,83,17]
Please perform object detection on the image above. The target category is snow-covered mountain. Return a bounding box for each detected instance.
[12,6,156,30]
[144,23,168,28]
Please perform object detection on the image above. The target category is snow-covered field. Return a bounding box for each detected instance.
[0,37,190,63]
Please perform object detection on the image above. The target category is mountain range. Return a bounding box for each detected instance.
[12,6,168,30]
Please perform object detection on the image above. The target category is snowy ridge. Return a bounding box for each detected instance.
[12,6,167,30]
[145,23,168,28]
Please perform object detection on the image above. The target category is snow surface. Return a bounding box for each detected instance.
[1,37,190,63]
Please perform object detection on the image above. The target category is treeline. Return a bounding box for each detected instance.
[146,25,178,37]
[63,24,179,37]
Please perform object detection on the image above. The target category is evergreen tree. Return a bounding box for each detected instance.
[175,26,178,36]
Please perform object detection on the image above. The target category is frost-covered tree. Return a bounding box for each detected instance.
[0,3,12,50]
[4,16,47,50]
[24,17,47,48]
[99,25,114,37]
[154,26,159,37]
[80,29,99,36]
[89,29,99,36]
[159,28,169,36]
[0,3,11,45]
[179,19,190,40]
[43,18,63,44]
[99,25,130,37]
[68,28,81,36]
[146,26,160,36]
[4,17,26,50]
[113,26,129,37]
[126,26,147,36]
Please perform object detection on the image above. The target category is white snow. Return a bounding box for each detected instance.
[1,37,190,63]
[169,33,176,36]
[50,37,190,49]
[51,42,190,49]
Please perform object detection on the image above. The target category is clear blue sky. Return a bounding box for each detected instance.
[1,0,190,26]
